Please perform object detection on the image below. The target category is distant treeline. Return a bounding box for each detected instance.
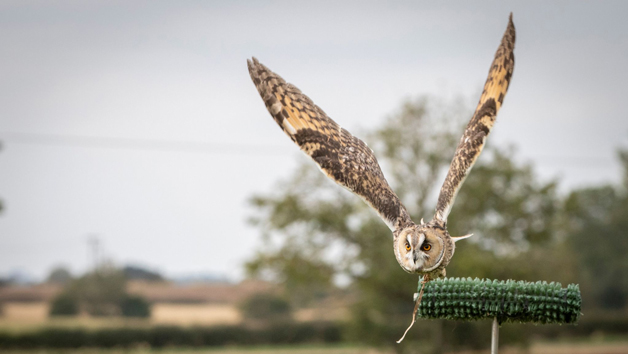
[0,322,342,349]
[1,315,627,350]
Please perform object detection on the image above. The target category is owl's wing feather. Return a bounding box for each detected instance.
[434,14,516,222]
[248,57,412,231]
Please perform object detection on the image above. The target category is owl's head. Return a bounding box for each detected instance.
[393,219,472,277]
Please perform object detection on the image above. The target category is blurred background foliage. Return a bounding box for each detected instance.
[240,293,292,323]
[245,95,628,352]
[49,264,151,318]
[2,95,628,353]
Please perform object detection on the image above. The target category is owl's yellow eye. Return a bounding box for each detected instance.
[421,243,431,251]
[405,242,411,251]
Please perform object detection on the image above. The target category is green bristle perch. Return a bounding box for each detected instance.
[397,277,581,352]
[416,277,581,324]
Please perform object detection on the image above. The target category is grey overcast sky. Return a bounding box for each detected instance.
[1,1,627,281]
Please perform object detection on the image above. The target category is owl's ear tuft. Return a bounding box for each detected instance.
[451,233,473,243]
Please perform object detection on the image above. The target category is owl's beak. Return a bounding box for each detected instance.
[451,233,473,242]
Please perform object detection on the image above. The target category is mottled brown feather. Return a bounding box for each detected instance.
[248,57,412,231]
[435,14,516,222]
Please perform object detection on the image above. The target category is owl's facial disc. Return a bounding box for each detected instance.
[395,226,446,274]
[419,227,446,272]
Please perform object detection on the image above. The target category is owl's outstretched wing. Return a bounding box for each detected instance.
[248,57,412,231]
[434,14,516,223]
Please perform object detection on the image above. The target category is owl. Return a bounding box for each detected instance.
[248,15,515,280]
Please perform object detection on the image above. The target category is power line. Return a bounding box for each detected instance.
[0,131,290,156]
[0,131,618,166]
[530,155,616,166]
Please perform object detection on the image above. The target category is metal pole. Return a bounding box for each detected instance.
[491,317,499,354]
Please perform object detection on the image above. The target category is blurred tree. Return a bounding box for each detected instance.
[120,295,151,317]
[49,292,79,316]
[122,265,164,282]
[73,266,127,316]
[246,96,565,350]
[46,266,73,285]
[50,265,151,317]
[240,293,292,323]
[562,149,628,310]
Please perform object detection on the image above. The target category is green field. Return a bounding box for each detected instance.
[0,345,387,354]
[3,340,628,354]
